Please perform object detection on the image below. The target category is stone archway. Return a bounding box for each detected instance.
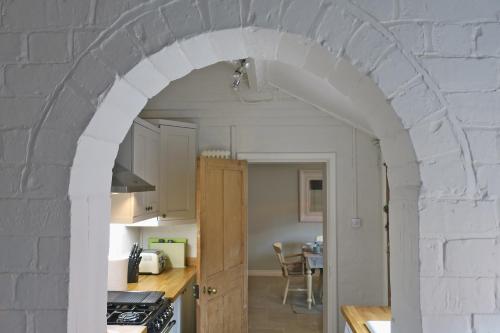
[17,1,479,333]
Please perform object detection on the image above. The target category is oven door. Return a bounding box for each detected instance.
[161,320,176,333]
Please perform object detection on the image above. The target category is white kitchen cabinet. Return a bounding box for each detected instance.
[170,277,196,333]
[111,118,160,223]
[152,120,197,221]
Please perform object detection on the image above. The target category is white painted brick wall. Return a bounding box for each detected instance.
[0,0,499,332]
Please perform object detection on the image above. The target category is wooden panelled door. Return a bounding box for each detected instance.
[196,157,248,333]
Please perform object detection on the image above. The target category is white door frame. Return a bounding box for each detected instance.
[238,152,337,333]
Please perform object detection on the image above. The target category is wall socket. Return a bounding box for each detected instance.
[351,218,362,228]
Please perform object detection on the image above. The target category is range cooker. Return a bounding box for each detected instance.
[107,291,175,333]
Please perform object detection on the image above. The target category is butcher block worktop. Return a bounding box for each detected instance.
[341,305,391,333]
[128,266,197,300]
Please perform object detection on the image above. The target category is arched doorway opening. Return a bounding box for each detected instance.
[65,27,424,333]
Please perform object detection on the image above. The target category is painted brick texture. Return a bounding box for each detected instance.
[0,0,498,333]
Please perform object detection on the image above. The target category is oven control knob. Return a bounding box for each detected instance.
[155,322,161,330]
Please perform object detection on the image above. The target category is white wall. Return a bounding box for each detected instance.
[108,224,140,258]
[139,222,198,258]
[248,163,324,271]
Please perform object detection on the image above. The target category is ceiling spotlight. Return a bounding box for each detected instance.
[231,59,250,91]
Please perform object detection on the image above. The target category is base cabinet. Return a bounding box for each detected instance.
[171,277,195,333]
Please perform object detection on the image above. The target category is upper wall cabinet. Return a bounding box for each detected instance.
[151,119,197,221]
[111,118,160,223]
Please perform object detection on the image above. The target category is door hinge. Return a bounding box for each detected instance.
[193,284,200,299]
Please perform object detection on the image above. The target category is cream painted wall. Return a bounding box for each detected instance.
[248,163,324,271]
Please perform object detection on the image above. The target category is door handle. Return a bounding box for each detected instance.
[207,287,217,295]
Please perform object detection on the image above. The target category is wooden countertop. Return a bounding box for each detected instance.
[341,305,391,333]
[107,325,146,333]
[127,266,197,300]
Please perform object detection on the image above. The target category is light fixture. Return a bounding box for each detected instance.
[231,58,250,91]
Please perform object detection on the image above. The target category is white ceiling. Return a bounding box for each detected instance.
[145,60,376,135]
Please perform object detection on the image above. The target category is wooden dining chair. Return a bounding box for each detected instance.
[272,242,315,305]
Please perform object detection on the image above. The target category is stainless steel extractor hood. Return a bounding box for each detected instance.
[111,163,156,193]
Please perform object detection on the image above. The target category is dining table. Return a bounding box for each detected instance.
[303,250,323,310]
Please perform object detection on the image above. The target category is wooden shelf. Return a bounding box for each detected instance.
[341,305,391,333]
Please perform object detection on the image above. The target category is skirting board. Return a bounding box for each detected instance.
[248,270,282,277]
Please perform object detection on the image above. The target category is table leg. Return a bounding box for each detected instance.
[306,268,313,310]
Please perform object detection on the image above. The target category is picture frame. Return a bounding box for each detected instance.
[299,169,324,223]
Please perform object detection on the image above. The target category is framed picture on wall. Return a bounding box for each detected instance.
[299,169,323,223]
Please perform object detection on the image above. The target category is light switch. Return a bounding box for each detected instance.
[351,218,362,228]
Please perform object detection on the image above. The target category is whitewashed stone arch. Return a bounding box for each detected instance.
[17,1,482,333]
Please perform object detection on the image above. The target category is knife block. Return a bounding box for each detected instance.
[127,262,139,283]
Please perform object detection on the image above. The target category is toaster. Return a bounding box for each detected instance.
[139,249,167,274]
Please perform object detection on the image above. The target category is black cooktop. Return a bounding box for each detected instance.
[107,291,164,304]
[107,291,169,326]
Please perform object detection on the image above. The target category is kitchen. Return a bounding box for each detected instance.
[104,60,388,333]
[107,118,199,333]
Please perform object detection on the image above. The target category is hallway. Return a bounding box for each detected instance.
[249,276,322,333]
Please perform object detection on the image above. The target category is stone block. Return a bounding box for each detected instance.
[419,199,497,236]
[27,199,71,237]
[316,4,358,55]
[208,0,240,30]
[127,10,175,56]
[477,23,500,57]
[161,0,205,40]
[2,0,88,30]
[124,58,170,98]
[370,48,418,96]
[16,273,68,309]
[83,79,147,144]
[390,79,441,129]
[0,311,26,332]
[0,275,15,309]
[70,54,115,99]
[474,314,500,333]
[179,34,219,69]
[149,42,194,82]
[35,310,67,333]
[351,0,394,21]
[419,239,443,276]
[95,0,138,26]
[421,58,499,91]
[281,0,322,35]
[0,97,43,130]
[38,237,70,273]
[477,165,500,197]
[32,128,79,165]
[45,85,94,131]
[420,277,495,314]
[73,29,103,58]
[400,0,500,21]
[29,32,70,63]
[26,164,70,199]
[419,152,467,196]
[5,64,70,96]
[72,135,118,169]
[445,239,497,277]
[242,27,281,61]
[345,23,392,74]
[388,23,425,55]
[0,236,35,272]
[422,315,472,333]
[93,29,143,76]
[1,129,30,163]
[0,165,23,198]
[0,33,23,63]
[432,24,473,57]
[409,116,460,161]
[465,129,500,163]
[208,29,248,62]
[447,91,500,125]
[247,0,281,29]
